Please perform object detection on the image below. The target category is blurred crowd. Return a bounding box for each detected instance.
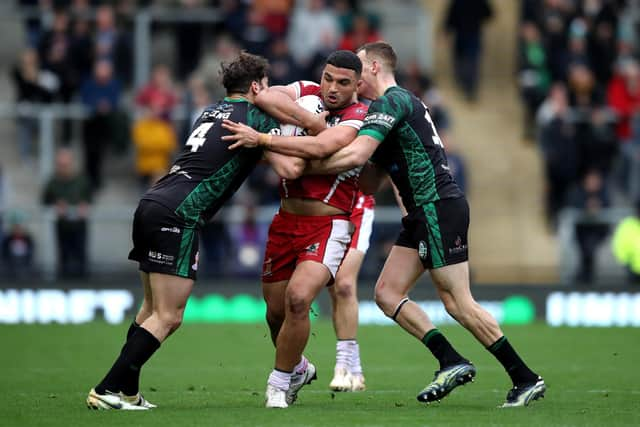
[518,0,640,283]
[6,0,466,280]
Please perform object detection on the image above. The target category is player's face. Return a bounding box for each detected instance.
[356,50,377,100]
[320,64,359,110]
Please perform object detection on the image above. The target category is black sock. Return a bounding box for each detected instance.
[127,321,140,341]
[95,327,161,396]
[421,329,467,369]
[487,336,538,386]
[120,321,140,354]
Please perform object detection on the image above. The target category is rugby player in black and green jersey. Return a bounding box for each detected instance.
[327,41,545,408]
[234,41,546,408]
[86,52,306,411]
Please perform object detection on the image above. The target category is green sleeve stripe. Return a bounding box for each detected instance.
[358,129,385,141]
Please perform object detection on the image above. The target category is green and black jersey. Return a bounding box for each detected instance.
[358,86,463,212]
[143,98,279,226]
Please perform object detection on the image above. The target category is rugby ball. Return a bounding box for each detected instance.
[280,95,325,136]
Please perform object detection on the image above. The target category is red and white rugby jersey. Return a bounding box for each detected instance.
[281,81,369,213]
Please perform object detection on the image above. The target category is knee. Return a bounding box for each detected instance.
[333,278,355,301]
[286,290,312,319]
[158,311,183,333]
[266,305,285,327]
[373,280,399,316]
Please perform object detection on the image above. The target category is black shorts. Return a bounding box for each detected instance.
[128,199,200,280]
[395,197,469,269]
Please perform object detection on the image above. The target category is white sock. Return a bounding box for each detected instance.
[293,355,308,375]
[336,340,355,370]
[268,369,292,391]
[350,342,363,375]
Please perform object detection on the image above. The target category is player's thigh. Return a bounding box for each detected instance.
[263,280,288,317]
[148,272,194,315]
[140,271,152,303]
[334,248,366,289]
[376,245,425,297]
[287,260,332,306]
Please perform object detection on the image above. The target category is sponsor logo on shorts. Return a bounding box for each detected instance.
[148,251,175,265]
[305,243,320,255]
[418,241,428,260]
[448,236,467,255]
[160,226,181,234]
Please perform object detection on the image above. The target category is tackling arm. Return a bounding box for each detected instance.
[263,151,306,180]
[306,134,380,175]
[222,121,357,160]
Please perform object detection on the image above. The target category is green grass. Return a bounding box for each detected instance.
[1,321,639,426]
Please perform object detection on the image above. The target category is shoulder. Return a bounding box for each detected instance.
[288,80,320,98]
[339,101,369,121]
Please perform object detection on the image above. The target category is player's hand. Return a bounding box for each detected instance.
[221,120,261,149]
[306,111,329,136]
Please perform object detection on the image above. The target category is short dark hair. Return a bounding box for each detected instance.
[326,50,362,75]
[357,41,397,71]
[220,51,269,95]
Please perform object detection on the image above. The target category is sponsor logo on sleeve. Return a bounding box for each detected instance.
[363,113,396,129]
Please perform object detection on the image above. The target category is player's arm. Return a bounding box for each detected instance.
[358,161,387,195]
[222,120,357,159]
[263,151,306,180]
[305,134,381,175]
[254,86,328,134]
[390,179,408,217]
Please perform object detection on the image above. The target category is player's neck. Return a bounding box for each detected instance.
[225,93,253,103]
[377,77,397,97]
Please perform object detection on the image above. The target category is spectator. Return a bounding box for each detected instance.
[11,48,58,162]
[68,15,94,84]
[607,58,640,195]
[567,169,611,284]
[131,98,178,190]
[518,22,551,139]
[37,8,75,101]
[42,148,93,279]
[135,64,179,122]
[287,0,340,73]
[338,14,380,52]
[444,0,493,101]
[94,4,132,85]
[180,73,212,144]
[2,211,35,281]
[397,59,432,99]
[197,34,240,101]
[80,59,122,190]
[443,135,468,195]
[174,0,204,80]
[38,8,77,142]
[236,6,273,57]
[537,83,579,227]
[266,37,301,86]
[612,199,640,284]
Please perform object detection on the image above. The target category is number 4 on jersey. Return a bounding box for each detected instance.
[186,122,214,152]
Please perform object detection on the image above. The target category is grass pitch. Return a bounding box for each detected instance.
[2,321,639,426]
